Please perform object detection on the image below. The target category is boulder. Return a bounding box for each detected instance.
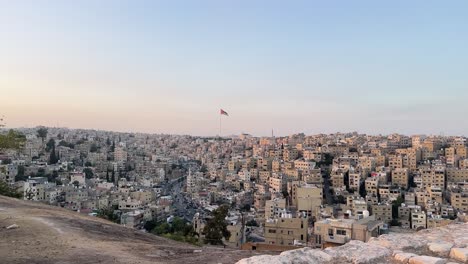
[428,242,453,257]
[409,256,447,264]
[6,224,19,230]
[324,240,392,264]
[449,248,468,263]
[237,247,332,264]
[394,252,418,263]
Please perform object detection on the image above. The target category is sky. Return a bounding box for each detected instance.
[1,1,467,136]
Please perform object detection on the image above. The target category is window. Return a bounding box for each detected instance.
[328,229,333,236]
[336,230,346,236]
[268,229,276,233]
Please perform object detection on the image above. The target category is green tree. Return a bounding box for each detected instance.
[171,217,186,233]
[392,195,405,219]
[0,130,26,151]
[246,219,258,227]
[90,143,99,153]
[15,165,26,182]
[45,138,55,152]
[36,127,48,143]
[96,205,120,223]
[58,140,74,149]
[83,168,94,179]
[0,181,22,198]
[202,205,231,245]
[49,147,58,164]
[152,222,171,235]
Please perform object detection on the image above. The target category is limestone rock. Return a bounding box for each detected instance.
[449,248,468,263]
[428,242,453,257]
[6,224,19,230]
[394,252,418,263]
[408,256,447,264]
[236,247,332,264]
[324,240,392,264]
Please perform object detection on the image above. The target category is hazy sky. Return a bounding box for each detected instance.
[1,1,467,136]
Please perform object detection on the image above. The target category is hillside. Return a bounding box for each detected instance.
[0,196,263,264]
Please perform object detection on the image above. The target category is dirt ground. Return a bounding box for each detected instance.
[0,196,266,264]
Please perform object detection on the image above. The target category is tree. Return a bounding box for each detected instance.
[49,147,58,164]
[392,195,405,219]
[83,168,94,179]
[58,140,74,149]
[85,161,92,167]
[246,219,258,227]
[90,143,99,153]
[152,222,171,235]
[0,130,26,151]
[36,127,48,143]
[336,195,346,204]
[45,138,55,152]
[202,205,231,245]
[15,165,26,182]
[0,181,22,198]
[96,205,120,223]
[171,217,187,233]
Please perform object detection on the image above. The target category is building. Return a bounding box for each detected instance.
[296,184,322,218]
[264,214,308,246]
[265,198,287,219]
[314,216,384,248]
[371,203,392,224]
[392,168,409,189]
[411,210,427,230]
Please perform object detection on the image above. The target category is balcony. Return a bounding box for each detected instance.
[324,235,349,244]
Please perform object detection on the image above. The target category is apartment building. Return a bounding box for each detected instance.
[411,210,427,230]
[371,204,392,223]
[314,216,384,248]
[450,192,468,212]
[392,168,409,189]
[296,184,322,218]
[446,168,468,183]
[264,215,308,246]
[265,198,287,219]
[420,166,446,189]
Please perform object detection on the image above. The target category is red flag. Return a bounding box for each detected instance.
[220,109,229,116]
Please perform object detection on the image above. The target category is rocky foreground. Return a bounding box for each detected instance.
[238,223,468,264]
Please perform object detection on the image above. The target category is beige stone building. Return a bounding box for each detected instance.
[265,198,287,219]
[296,184,322,218]
[371,204,392,223]
[391,168,409,189]
[420,166,445,189]
[313,216,384,248]
[451,192,468,212]
[446,168,468,183]
[264,215,308,246]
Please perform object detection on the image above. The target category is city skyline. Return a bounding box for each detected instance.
[1,1,468,136]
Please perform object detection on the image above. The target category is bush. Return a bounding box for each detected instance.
[0,180,22,198]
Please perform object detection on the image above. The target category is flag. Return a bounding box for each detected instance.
[220,109,229,116]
